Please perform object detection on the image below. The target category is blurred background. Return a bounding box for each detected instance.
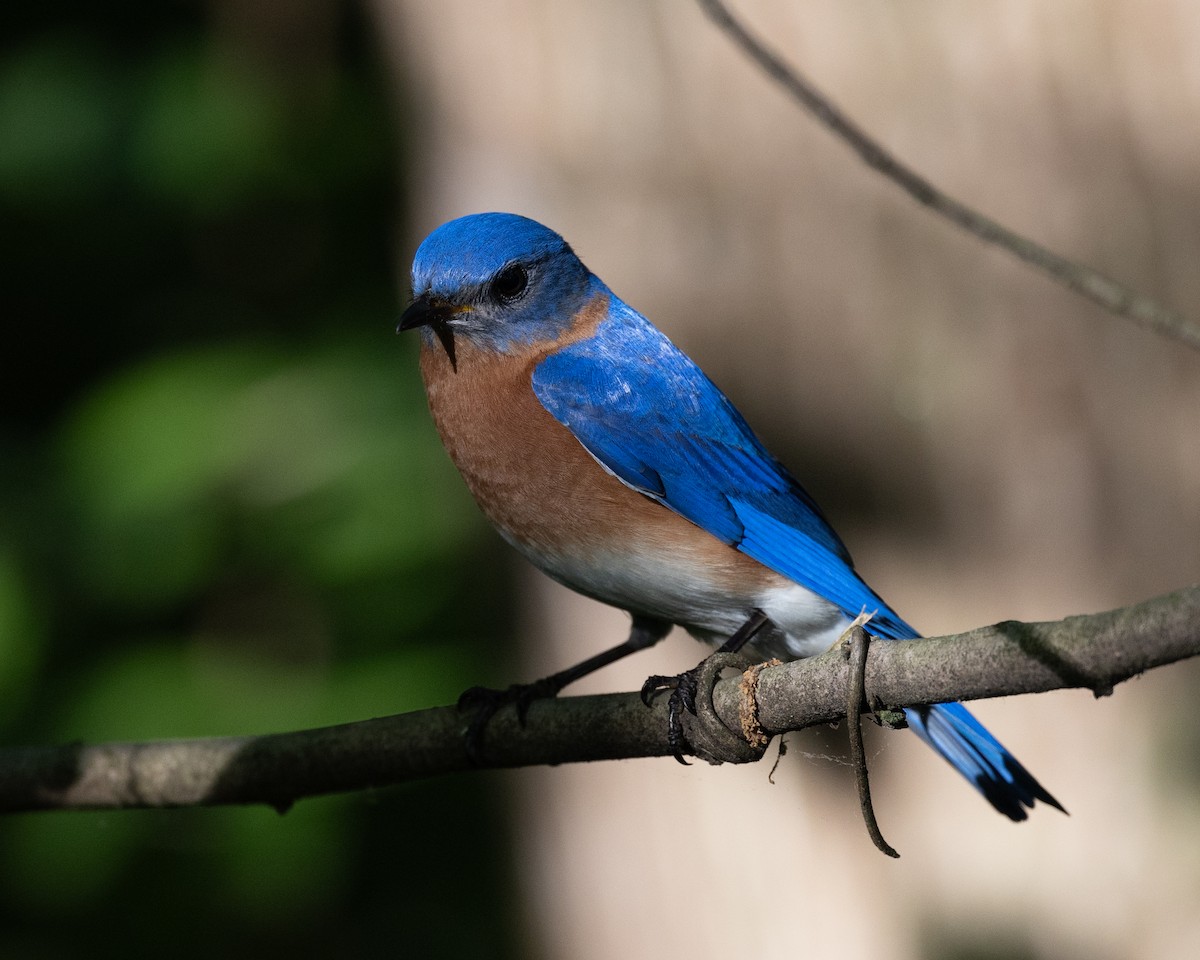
[2,0,1198,957]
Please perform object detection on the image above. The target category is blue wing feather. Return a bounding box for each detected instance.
[532,300,909,631]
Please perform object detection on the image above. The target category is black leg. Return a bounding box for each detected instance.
[459,615,672,762]
[640,609,772,762]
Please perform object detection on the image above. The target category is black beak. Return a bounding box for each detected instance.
[397,297,436,333]
[397,296,458,371]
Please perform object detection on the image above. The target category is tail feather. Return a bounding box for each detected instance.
[904,701,1066,821]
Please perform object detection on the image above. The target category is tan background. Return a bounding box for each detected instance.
[374,2,1200,957]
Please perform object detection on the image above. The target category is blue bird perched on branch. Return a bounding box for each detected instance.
[398,211,1063,822]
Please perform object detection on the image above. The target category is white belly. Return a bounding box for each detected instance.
[506,531,849,661]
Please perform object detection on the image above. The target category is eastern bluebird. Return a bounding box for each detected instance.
[398,212,1062,821]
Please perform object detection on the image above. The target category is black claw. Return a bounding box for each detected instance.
[513,676,561,725]
[457,686,507,764]
[674,673,699,715]
[457,684,500,712]
[457,679,561,764]
[641,612,773,766]
[641,666,706,763]
[456,622,675,764]
[640,673,674,706]
[666,688,691,764]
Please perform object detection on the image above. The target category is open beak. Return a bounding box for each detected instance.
[397,296,460,371]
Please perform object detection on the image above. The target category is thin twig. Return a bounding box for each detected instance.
[845,623,900,858]
[694,0,1200,351]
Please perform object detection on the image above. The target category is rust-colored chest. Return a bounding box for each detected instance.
[412,312,789,630]
[417,332,660,554]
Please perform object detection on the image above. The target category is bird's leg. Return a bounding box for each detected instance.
[458,615,671,763]
[641,608,772,763]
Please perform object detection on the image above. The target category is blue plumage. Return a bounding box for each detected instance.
[532,299,877,618]
[533,291,1058,820]
[403,212,1063,821]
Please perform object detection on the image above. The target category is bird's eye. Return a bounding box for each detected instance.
[490,264,529,304]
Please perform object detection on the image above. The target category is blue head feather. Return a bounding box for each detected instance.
[408,213,598,353]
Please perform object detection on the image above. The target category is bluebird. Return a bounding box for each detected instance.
[398,212,1063,821]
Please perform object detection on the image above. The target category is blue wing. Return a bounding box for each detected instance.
[532,300,1062,821]
[532,300,913,638]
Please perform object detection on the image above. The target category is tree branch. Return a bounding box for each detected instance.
[694,0,1200,352]
[1,586,1196,815]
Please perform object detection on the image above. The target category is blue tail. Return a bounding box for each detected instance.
[904,701,1065,821]
[859,604,1065,820]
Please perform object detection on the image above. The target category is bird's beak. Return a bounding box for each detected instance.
[397,296,463,371]
[397,296,439,333]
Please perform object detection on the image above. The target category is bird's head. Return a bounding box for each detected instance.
[398,213,597,368]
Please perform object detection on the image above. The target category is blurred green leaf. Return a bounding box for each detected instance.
[2,812,140,912]
[208,801,350,923]
[0,550,44,726]
[0,37,120,203]
[58,632,474,742]
[59,640,317,740]
[130,43,290,215]
[60,346,277,611]
[59,340,478,614]
[0,7,518,955]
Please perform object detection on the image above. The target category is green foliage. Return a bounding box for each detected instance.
[0,4,520,956]
[0,551,43,726]
[58,341,477,616]
[0,36,121,205]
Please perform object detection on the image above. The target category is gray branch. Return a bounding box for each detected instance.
[0,586,1196,814]
[694,0,1200,352]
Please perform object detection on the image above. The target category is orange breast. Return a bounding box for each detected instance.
[416,294,785,617]
[418,299,643,550]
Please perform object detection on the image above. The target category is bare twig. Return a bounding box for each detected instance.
[694,0,1200,351]
[844,622,900,858]
[0,586,1195,815]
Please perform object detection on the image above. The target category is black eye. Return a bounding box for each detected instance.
[490,264,529,304]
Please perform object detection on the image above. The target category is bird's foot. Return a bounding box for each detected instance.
[456,619,674,765]
[641,610,775,764]
[639,669,701,764]
[457,676,563,764]
[640,651,766,766]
